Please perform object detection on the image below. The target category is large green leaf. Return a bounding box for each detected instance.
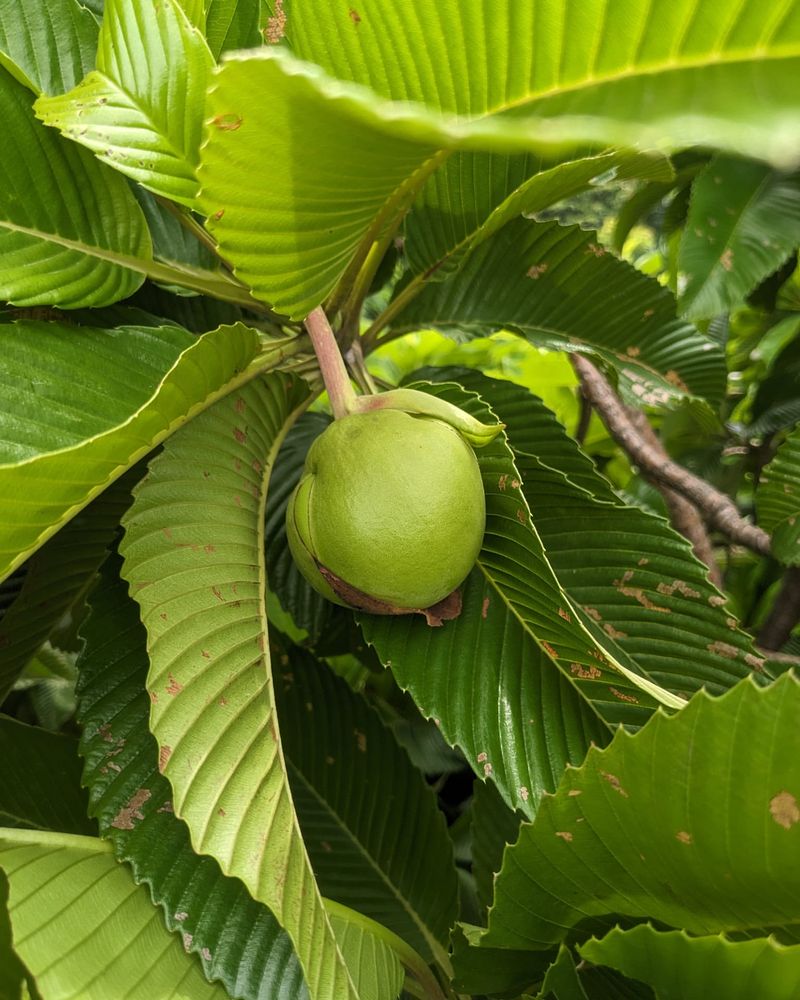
[403,150,673,280]
[0,321,290,582]
[484,675,800,950]
[393,218,725,407]
[0,717,93,835]
[580,924,800,1000]
[199,5,800,318]
[325,909,404,1000]
[36,0,214,206]
[0,830,228,999]
[0,471,136,702]
[757,425,800,565]
[119,375,360,1000]
[77,554,308,999]
[0,69,149,308]
[434,369,764,696]
[277,646,458,965]
[678,156,800,320]
[0,0,98,95]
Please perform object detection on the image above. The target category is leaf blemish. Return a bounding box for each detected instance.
[212,113,243,131]
[676,831,692,844]
[481,596,490,619]
[570,663,602,680]
[614,570,669,612]
[609,686,638,704]
[555,831,573,841]
[707,640,738,660]
[265,0,286,43]
[526,263,549,279]
[600,771,629,797]
[166,674,183,696]
[348,7,362,23]
[158,745,172,773]
[656,580,700,599]
[770,791,800,829]
[111,788,151,830]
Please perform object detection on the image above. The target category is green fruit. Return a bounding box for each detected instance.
[286,408,487,614]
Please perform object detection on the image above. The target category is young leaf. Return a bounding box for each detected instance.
[119,375,361,999]
[580,924,800,1000]
[0,69,149,307]
[0,830,228,999]
[678,156,800,320]
[276,646,458,965]
[0,717,94,835]
[200,5,800,317]
[35,0,214,205]
[0,321,287,582]
[484,675,800,950]
[0,0,98,95]
[77,554,308,999]
[757,425,800,565]
[393,218,726,408]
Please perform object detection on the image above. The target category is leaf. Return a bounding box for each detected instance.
[276,645,458,965]
[580,924,800,1000]
[0,872,31,1000]
[0,830,229,999]
[0,0,99,95]
[757,425,800,565]
[0,69,150,308]
[200,6,800,317]
[432,368,765,696]
[325,909,404,1000]
[0,320,283,582]
[205,0,262,56]
[35,0,214,205]
[393,218,726,408]
[77,553,308,999]
[0,471,136,702]
[471,778,521,917]
[484,675,800,951]
[119,375,360,999]
[0,716,93,835]
[678,156,800,320]
[403,150,674,280]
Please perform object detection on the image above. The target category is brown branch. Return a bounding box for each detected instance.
[758,566,800,651]
[626,409,724,587]
[572,355,772,558]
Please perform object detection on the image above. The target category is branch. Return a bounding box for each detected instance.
[626,409,724,587]
[758,566,800,651]
[572,355,771,558]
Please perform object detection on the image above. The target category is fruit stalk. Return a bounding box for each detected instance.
[304,306,358,419]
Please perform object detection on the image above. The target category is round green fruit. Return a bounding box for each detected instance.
[286,409,486,613]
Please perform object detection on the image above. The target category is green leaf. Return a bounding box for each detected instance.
[484,675,800,951]
[276,646,458,965]
[757,425,800,565]
[200,6,800,317]
[0,69,150,308]
[678,156,800,320]
[0,872,31,1000]
[580,924,800,1000]
[205,0,262,56]
[393,218,726,407]
[325,908,404,1000]
[0,0,99,95]
[0,717,93,835]
[0,830,229,999]
[450,924,547,998]
[77,553,308,999]
[404,150,674,280]
[35,0,214,206]
[0,320,285,583]
[119,375,361,1000]
[435,369,765,696]
[471,778,521,918]
[0,471,135,702]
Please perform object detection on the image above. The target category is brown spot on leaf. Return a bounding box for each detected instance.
[111,788,152,830]
[477,752,488,763]
[265,0,286,42]
[570,663,602,680]
[526,263,549,279]
[175,911,188,922]
[770,791,800,829]
[212,586,225,602]
[233,427,247,444]
[585,243,606,257]
[483,762,493,777]
[99,723,114,744]
[568,789,582,797]
[583,606,602,622]
[481,597,490,619]
[657,580,700,599]
[201,650,211,659]
[158,745,172,773]
[709,595,726,607]
[515,507,527,524]
[558,607,571,622]
[348,7,361,23]
[745,653,765,673]
[217,808,227,817]
[182,932,193,952]
[676,831,692,844]
[609,687,638,704]
[720,248,734,271]
[707,640,738,660]
[166,674,183,696]
[600,771,629,797]
[212,209,224,222]
[542,641,558,659]
[520,786,529,802]
[614,570,670,612]
[498,474,509,490]
[555,831,573,841]
[626,346,641,357]
[212,113,243,131]
[603,623,627,640]
[149,690,158,704]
